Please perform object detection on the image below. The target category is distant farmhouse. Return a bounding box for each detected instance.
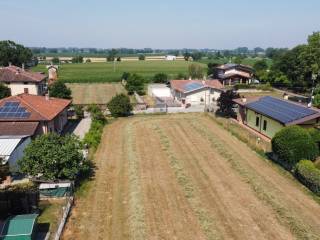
[0,65,47,96]
[170,80,224,106]
[0,94,71,171]
[233,96,320,139]
[165,55,177,61]
[213,63,254,86]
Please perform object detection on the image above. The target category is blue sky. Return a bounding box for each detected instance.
[0,0,319,49]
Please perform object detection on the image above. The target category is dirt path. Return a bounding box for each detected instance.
[62,114,320,240]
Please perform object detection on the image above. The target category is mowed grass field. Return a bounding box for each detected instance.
[67,83,126,104]
[33,61,206,83]
[62,114,320,240]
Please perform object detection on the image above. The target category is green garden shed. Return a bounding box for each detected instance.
[0,214,38,240]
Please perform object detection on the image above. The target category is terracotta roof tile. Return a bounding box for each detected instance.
[0,94,71,121]
[0,66,46,83]
[0,122,38,136]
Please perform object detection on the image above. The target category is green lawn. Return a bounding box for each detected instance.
[32,61,206,83]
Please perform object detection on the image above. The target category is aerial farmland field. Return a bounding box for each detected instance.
[62,114,320,240]
[33,61,206,83]
[67,83,126,105]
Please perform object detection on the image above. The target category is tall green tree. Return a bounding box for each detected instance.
[19,134,87,180]
[0,84,11,99]
[138,54,145,60]
[253,59,268,72]
[125,73,145,95]
[183,52,191,61]
[0,40,33,67]
[217,90,240,118]
[52,57,60,64]
[71,56,83,63]
[49,81,72,99]
[107,94,132,117]
[153,73,169,83]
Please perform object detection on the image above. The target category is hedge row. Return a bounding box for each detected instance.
[295,160,320,196]
[83,105,107,149]
[83,120,105,149]
[234,83,272,91]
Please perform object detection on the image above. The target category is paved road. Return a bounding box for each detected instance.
[72,112,92,140]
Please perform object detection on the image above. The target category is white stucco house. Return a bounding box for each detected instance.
[170,80,224,106]
[0,65,47,96]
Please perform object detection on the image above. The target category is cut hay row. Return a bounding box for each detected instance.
[152,123,222,240]
[186,117,316,239]
[125,122,147,240]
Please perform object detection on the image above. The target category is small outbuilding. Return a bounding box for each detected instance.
[0,214,38,240]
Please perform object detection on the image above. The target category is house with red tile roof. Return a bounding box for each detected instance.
[0,94,71,172]
[0,65,47,96]
[170,80,224,106]
[0,94,71,137]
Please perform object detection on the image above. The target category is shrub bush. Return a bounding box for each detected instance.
[271,126,319,170]
[295,160,320,196]
[107,94,132,117]
[74,105,84,119]
[83,120,105,149]
[233,83,272,91]
[308,128,320,146]
[153,73,169,83]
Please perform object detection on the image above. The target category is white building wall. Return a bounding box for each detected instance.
[8,137,31,172]
[181,88,222,105]
[7,82,46,96]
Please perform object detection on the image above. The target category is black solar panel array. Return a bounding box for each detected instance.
[246,96,317,124]
[0,101,31,119]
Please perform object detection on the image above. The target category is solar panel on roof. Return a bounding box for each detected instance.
[246,96,318,124]
[0,101,31,119]
[183,82,203,92]
[4,102,19,107]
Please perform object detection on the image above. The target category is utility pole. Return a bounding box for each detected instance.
[309,72,318,107]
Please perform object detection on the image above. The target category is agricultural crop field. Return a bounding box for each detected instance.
[62,114,320,240]
[32,61,206,83]
[67,83,126,105]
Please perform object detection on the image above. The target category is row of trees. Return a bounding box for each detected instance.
[257,32,320,91]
